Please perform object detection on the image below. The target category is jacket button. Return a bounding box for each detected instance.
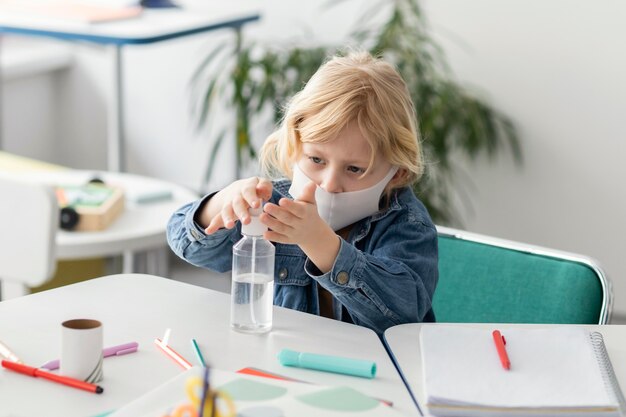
[278,268,288,280]
[336,271,349,285]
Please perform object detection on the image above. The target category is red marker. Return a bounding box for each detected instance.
[1,360,103,393]
[492,330,511,370]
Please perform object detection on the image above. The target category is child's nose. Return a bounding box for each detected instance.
[320,171,342,193]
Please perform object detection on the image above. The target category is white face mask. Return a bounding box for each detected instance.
[288,163,398,231]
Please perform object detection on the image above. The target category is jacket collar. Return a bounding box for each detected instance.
[351,189,404,242]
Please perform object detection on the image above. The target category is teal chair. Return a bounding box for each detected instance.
[433,226,612,324]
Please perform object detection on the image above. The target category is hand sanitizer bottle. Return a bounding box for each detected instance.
[231,207,275,333]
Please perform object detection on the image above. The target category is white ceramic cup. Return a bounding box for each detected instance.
[60,319,103,383]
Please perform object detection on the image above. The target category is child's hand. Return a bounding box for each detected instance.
[261,182,330,246]
[202,177,273,235]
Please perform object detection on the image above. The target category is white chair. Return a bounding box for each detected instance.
[0,177,58,299]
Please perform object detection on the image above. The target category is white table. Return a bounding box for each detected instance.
[0,169,197,273]
[0,6,260,171]
[0,274,418,417]
[384,323,626,416]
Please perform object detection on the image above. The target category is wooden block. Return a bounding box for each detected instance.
[57,184,125,231]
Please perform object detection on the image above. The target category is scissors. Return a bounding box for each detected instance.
[166,368,236,417]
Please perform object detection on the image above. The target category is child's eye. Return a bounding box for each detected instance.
[348,166,366,174]
[309,156,324,164]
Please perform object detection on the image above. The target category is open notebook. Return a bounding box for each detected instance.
[420,326,625,417]
[109,366,403,417]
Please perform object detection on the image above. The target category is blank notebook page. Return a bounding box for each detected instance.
[420,326,615,409]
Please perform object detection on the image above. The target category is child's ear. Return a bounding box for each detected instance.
[391,168,408,185]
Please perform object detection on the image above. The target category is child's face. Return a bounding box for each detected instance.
[297,121,393,193]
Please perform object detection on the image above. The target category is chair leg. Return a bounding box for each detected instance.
[146,247,169,277]
[122,251,135,274]
[0,280,28,300]
[121,247,169,276]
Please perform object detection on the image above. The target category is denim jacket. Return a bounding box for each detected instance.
[166,180,438,335]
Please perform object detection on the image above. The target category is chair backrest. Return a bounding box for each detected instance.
[433,226,612,324]
[0,177,58,298]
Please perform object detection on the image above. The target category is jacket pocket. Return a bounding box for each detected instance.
[273,247,310,311]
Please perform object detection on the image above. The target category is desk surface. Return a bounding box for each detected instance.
[384,323,626,415]
[0,274,417,417]
[0,170,197,259]
[0,7,260,45]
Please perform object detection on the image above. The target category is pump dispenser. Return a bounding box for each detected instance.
[230,207,275,333]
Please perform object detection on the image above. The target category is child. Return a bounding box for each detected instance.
[167,51,438,335]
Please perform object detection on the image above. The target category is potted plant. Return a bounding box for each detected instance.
[190,0,520,224]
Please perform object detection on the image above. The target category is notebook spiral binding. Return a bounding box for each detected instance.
[590,331,626,416]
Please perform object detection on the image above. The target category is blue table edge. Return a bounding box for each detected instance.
[0,14,260,45]
[382,330,425,416]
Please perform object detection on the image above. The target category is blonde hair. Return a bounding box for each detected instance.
[260,51,423,189]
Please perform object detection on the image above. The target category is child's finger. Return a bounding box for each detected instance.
[232,195,251,224]
[242,181,262,209]
[221,204,237,229]
[264,230,292,244]
[297,181,317,204]
[256,178,273,201]
[278,198,307,218]
[263,203,297,225]
[205,215,224,235]
[260,211,292,234]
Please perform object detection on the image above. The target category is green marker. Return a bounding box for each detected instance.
[190,338,206,367]
[277,349,376,379]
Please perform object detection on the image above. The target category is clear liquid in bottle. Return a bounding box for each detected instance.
[230,207,275,334]
[231,272,274,333]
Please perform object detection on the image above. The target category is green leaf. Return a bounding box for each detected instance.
[189,41,230,86]
[203,129,227,185]
[195,78,218,131]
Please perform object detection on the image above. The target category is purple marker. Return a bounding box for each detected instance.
[41,342,138,371]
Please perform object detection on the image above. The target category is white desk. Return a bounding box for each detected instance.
[0,169,197,272]
[0,274,418,417]
[0,7,260,171]
[384,323,626,416]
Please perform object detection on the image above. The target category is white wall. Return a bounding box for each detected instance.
[420,0,626,315]
[3,1,626,315]
[0,38,72,160]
